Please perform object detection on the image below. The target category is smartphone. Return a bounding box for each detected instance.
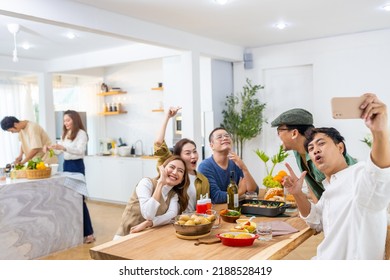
[331,97,365,119]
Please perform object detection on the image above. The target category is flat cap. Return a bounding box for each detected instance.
[271,108,313,127]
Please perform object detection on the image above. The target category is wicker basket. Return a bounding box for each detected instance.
[26,167,51,179]
[15,169,27,179]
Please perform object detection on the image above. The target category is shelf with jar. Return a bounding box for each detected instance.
[151,83,164,112]
[97,90,127,96]
[99,102,127,115]
[98,85,127,115]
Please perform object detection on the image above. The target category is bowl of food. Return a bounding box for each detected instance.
[233,219,257,233]
[219,209,241,223]
[216,232,259,247]
[173,212,216,236]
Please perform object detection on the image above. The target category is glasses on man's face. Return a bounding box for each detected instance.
[277,127,290,135]
[213,133,231,141]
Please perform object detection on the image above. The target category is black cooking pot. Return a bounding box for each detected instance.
[239,199,290,217]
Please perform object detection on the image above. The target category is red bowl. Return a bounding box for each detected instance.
[216,232,259,247]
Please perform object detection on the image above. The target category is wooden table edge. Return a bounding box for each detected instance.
[249,227,315,260]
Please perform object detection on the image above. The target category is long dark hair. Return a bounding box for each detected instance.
[156,155,190,213]
[62,110,87,141]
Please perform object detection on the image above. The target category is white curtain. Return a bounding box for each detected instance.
[0,80,35,166]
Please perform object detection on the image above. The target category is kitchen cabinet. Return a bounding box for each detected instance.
[97,90,128,115]
[85,156,157,204]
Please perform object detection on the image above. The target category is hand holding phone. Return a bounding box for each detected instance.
[331,96,365,119]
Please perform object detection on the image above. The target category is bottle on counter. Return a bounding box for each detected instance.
[227,171,239,211]
[130,145,135,155]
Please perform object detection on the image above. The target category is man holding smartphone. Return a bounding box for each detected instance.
[283,93,390,259]
[271,108,357,202]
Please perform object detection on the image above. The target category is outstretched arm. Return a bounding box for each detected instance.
[155,106,181,146]
[360,93,390,168]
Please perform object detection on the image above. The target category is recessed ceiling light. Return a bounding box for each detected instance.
[275,22,288,30]
[214,0,228,5]
[382,4,390,11]
[22,42,31,50]
[66,32,76,39]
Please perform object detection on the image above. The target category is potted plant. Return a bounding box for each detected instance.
[221,78,266,158]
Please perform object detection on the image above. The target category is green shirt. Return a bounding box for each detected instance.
[293,150,357,199]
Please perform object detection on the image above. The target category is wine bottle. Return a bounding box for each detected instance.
[227,171,239,211]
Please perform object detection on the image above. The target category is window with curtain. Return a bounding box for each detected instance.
[0,79,36,166]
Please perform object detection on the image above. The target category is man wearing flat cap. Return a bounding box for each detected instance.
[271,108,356,201]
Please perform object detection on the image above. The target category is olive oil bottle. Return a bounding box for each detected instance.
[227,171,239,210]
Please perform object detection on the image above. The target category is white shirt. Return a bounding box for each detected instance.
[60,130,88,160]
[302,156,390,259]
[186,174,197,212]
[136,177,179,227]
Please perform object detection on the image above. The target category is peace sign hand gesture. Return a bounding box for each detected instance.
[282,162,307,195]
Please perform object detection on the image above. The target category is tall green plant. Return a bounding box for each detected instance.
[221,78,266,158]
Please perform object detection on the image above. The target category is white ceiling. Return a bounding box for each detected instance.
[1,0,390,62]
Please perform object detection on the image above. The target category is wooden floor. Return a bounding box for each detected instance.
[40,200,323,260]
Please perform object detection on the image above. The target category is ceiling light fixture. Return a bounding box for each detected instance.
[22,42,31,50]
[214,0,228,5]
[275,22,288,30]
[66,32,76,39]
[382,4,390,11]
[7,23,20,62]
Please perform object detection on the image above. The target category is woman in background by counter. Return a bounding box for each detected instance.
[46,110,95,244]
[114,155,189,239]
[154,106,209,212]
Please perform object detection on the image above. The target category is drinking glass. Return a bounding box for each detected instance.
[207,209,220,229]
[257,222,272,241]
[0,168,6,182]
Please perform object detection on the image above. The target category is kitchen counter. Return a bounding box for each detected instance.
[0,174,84,260]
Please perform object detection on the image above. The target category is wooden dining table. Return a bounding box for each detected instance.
[90,204,315,260]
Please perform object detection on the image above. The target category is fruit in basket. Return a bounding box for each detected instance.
[27,158,47,170]
[14,164,26,170]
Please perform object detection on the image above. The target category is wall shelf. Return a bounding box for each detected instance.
[97,91,127,96]
[151,87,164,91]
[99,111,128,115]
[151,109,164,112]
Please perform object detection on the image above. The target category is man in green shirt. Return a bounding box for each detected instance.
[271,108,357,201]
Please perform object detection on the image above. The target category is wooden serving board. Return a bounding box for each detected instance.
[175,231,211,240]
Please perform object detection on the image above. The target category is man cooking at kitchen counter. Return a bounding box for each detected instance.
[1,116,57,165]
[283,93,390,259]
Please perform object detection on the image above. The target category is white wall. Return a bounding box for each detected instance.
[234,29,390,186]
[100,59,164,155]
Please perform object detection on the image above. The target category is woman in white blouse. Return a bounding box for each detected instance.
[114,155,190,238]
[48,110,95,244]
